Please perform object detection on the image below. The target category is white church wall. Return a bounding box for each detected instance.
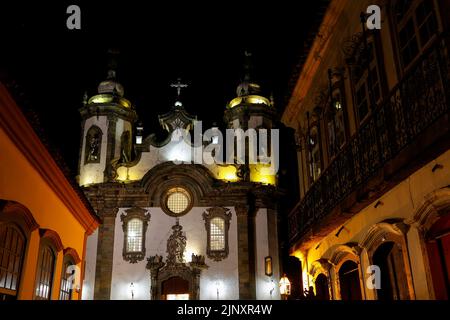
[110,206,239,300]
[81,228,99,300]
[79,116,108,186]
[255,208,281,300]
[199,207,239,300]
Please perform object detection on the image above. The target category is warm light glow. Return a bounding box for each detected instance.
[136,136,143,144]
[166,294,189,300]
[265,256,273,276]
[217,165,239,182]
[279,275,291,296]
[88,94,131,108]
[227,95,270,108]
[166,187,191,214]
[228,97,242,108]
[116,167,129,182]
[246,96,269,105]
[250,164,276,185]
[115,167,140,182]
[80,168,103,186]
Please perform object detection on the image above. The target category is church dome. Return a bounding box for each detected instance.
[97,70,124,97]
[236,81,261,97]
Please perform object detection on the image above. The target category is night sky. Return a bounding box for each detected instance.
[0,1,326,173]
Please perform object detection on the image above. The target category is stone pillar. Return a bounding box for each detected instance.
[359,247,376,300]
[235,205,256,299]
[406,226,433,299]
[93,209,117,300]
[329,264,340,300]
[103,115,117,182]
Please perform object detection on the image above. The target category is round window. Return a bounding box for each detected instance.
[163,187,192,216]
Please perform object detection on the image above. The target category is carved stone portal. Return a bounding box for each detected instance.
[146,220,208,300]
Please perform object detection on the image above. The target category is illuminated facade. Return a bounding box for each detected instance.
[0,83,100,300]
[79,55,283,300]
[284,0,450,300]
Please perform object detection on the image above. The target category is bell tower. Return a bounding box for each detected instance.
[78,51,137,186]
[224,51,278,130]
[223,51,279,185]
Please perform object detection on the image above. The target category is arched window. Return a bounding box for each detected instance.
[127,218,143,252]
[34,229,63,300]
[34,244,56,300]
[393,0,439,69]
[203,207,232,261]
[120,208,150,263]
[59,256,75,300]
[0,223,26,300]
[210,217,225,251]
[84,125,102,164]
[0,200,39,300]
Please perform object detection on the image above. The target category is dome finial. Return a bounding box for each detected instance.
[243,50,253,82]
[107,48,120,77]
[97,48,124,97]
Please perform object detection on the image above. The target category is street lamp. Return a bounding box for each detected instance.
[279,274,291,300]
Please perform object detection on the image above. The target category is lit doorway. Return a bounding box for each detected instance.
[161,276,190,300]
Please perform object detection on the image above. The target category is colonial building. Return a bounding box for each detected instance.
[79,56,283,300]
[0,82,100,300]
[283,0,450,300]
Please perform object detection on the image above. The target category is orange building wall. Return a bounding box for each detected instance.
[0,125,87,299]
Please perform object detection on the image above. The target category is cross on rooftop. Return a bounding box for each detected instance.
[170,78,188,98]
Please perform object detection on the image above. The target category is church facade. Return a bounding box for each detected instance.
[79,61,282,300]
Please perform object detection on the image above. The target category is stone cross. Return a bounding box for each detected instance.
[170,78,188,98]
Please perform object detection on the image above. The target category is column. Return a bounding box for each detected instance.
[359,247,376,300]
[93,209,117,300]
[406,226,432,299]
[235,205,256,299]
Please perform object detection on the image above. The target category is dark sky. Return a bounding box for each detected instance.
[0,1,326,173]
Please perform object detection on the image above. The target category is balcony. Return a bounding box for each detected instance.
[288,34,450,249]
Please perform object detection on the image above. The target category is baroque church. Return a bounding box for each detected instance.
[79,55,283,300]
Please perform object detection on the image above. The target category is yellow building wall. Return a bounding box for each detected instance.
[295,148,450,299]
[0,126,86,300]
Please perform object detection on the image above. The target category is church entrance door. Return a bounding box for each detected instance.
[161,276,190,300]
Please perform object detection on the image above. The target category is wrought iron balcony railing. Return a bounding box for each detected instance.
[288,34,450,245]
